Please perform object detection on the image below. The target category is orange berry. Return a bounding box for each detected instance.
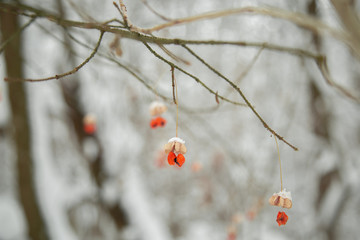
[176,154,185,167]
[276,211,288,226]
[157,117,166,127]
[83,114,97,134]
[150,118,158,129]
[167,152,176,165]
[84,122,96,134]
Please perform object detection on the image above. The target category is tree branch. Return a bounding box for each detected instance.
[0,2,350,55]
[5,31,105,82]
[143,42,247,107]
[181,44,298,151]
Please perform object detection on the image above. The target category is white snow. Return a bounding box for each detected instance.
[273,189,292,201]
[168,137,185,144]
[149,101,166,110]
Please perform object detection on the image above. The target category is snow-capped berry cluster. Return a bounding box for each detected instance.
[83,114,97,135]
[268,188,292,209]
[269,189,292,226]
[164,137,187,167]
[149,101,167,129]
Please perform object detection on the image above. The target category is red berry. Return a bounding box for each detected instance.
[84,122,96,134]
[158,117,166,127]
[150,118,158,128]
[176,154,185,167]
[83,114,97,134]
[276,211,288,226]
[167,152,176,165]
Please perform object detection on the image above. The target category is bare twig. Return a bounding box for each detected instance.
[5,31,105,82]
[57,27,170,101]
[2,2,356,103]
[0,3,325,58]
[235,47,264,84]
[224,47,264,97]
[66,0,96,22]
[113,1,126,26]
[2,3,348,55]
[171,66,180,137]
[316,56,360,102]
[330,0,360,59]
[101,18,125,27]
[274,135,283,191]
[135,6,349,43]
[171,66,177,105]
[158,44,191,65]
[143,42,247,107]
[181,44,298,151]
[215,91,220,104]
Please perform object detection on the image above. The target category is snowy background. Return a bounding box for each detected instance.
[1,0,360,239]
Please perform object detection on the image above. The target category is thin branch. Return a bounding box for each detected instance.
[171,67,180,137]
[58,27,170,102]
[316,56,360,102]
[113,1,126,26]
[34,22,223,114]
[101,18,125,27]
[1,3,357,102]
[5,31,105,82]
[330,0,360,59]
[274,135,283,191]
[158,43,191,65]
[66,0,96,22]
[134,6,350,44]
[235,47,264,84]
[0,3,341,57]
[143,42,247,107]
[224,47,264,97]
[0,3,323,59]
[0,17,36,54]
[171,66,177,105]
[181,44,298,151]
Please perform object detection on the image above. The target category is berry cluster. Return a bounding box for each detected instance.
[164,137,187,167]
[149,101,167,129]
[268,189,292,226]
[150,116,166,129]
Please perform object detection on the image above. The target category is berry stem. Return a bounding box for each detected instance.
[171,66,179,137]
[274,135,283,191]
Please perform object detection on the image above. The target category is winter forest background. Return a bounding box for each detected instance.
[1,0,360,239]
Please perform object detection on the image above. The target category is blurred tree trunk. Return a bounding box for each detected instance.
[0,5,49,240]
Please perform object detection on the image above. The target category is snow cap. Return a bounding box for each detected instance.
[168,137,185,144]
[149,101,165,109]
[274,188,292,200]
